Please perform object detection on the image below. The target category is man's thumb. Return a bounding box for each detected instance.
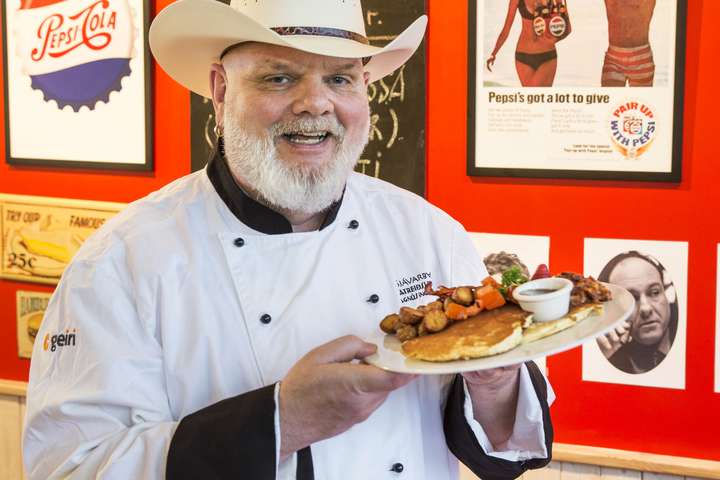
[309,335,378,364]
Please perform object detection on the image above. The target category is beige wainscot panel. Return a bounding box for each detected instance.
[526,462,563,479]
[19,397,28,480]
[459,461,710,480]
[600,467,642,480]
[644,474,687,480]
[561,462,602,480]
[0,394,22,480]
[460,462,564,480]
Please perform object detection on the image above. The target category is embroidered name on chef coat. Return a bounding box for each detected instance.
[395,272,432,304]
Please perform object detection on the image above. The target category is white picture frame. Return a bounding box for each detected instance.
[1,0,153,170]
[582,237,687,389]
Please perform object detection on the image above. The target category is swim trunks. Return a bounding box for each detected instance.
[601,44,655,87]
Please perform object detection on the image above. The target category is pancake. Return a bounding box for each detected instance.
[401,305,531,362]
[522,303,603,344]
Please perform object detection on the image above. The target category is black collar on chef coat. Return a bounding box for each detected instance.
[206,141,319,478]
[206,139,344,234]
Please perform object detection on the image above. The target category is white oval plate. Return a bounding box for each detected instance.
[364,283,635,374]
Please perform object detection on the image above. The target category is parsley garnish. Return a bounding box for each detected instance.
[499,266,529,297]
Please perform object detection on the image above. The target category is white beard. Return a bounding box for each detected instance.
[223,110,368,215]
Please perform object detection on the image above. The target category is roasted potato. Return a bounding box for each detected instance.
[396,324,418,342]
[425,300,443,311]
[380,313,401,334]
[451,286,474,306]
[423,309,449,332]
[399,306,424,325]
[417,321,428,336]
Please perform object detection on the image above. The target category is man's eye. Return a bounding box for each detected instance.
[648,287,662,297]
[330,76,351,85]
[266,75,291,85]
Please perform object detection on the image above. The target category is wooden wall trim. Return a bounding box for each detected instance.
[0,380,26,397]
[2,379,718,478]
[554,443,720,479]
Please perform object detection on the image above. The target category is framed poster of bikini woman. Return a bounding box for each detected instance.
[467,0,687,182]
[1,0,153,170]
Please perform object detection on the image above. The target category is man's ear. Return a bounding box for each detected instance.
[363,71,371,87]
[209,63,228,129]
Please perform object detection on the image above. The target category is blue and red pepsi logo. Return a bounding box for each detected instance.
[16,0,136,111]
[609,100,657,159]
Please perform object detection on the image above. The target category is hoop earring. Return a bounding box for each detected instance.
[214,123,223,139]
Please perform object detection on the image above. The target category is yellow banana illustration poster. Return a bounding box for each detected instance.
[0,194,125,284]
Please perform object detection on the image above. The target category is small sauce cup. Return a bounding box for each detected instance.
[512,277,573,322]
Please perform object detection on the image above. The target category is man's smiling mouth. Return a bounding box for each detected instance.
[283,131,330,145]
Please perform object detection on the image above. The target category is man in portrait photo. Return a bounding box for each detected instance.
[602,0,657,86]
[596,250,678,374]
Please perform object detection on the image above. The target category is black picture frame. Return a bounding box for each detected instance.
[467,0,686,182]
[1,0,154,171]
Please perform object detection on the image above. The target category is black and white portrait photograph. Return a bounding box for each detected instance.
[595,250,678,374]
[583,238,687,388]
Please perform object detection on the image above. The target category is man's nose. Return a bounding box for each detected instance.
[292,79,334,117]
[637,294,653,317]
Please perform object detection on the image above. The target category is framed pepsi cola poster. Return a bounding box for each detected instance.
[1,0,153,170]
[467,0,686,182]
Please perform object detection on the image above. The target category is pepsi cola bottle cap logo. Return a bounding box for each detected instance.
[15,0,137,111]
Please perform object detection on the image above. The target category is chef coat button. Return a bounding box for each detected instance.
[260,314,272,324]
[390,463,404,473]
[367,294,380,304]
[233,237,245,247]
[348,219,359,229]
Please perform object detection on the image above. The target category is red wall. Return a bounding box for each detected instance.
[0,0,189,378]
[1,0,718,462]
[427,0,719,463]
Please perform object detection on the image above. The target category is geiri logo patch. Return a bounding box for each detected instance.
[43,329,77,352]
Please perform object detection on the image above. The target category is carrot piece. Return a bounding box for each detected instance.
[484,289,506,310]
[481,277,500,288]
[445,302,468,320]
[464,304,482,318]
[475,285,506,310]
[445,302,484,321]
[474,285,493,301]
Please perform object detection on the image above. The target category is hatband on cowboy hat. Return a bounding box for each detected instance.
[149,0,428,98]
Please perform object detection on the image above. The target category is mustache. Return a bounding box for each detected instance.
[270,117,344,138]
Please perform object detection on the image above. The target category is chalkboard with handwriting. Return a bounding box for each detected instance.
[190,0,427,197]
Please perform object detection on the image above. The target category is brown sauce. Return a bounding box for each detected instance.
[521,288,558,296]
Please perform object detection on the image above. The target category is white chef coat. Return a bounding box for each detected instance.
[23,167,553,480]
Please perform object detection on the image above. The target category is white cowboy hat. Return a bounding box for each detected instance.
[149,0,427,98]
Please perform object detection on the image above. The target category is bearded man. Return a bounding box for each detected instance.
[23,1,555,479]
